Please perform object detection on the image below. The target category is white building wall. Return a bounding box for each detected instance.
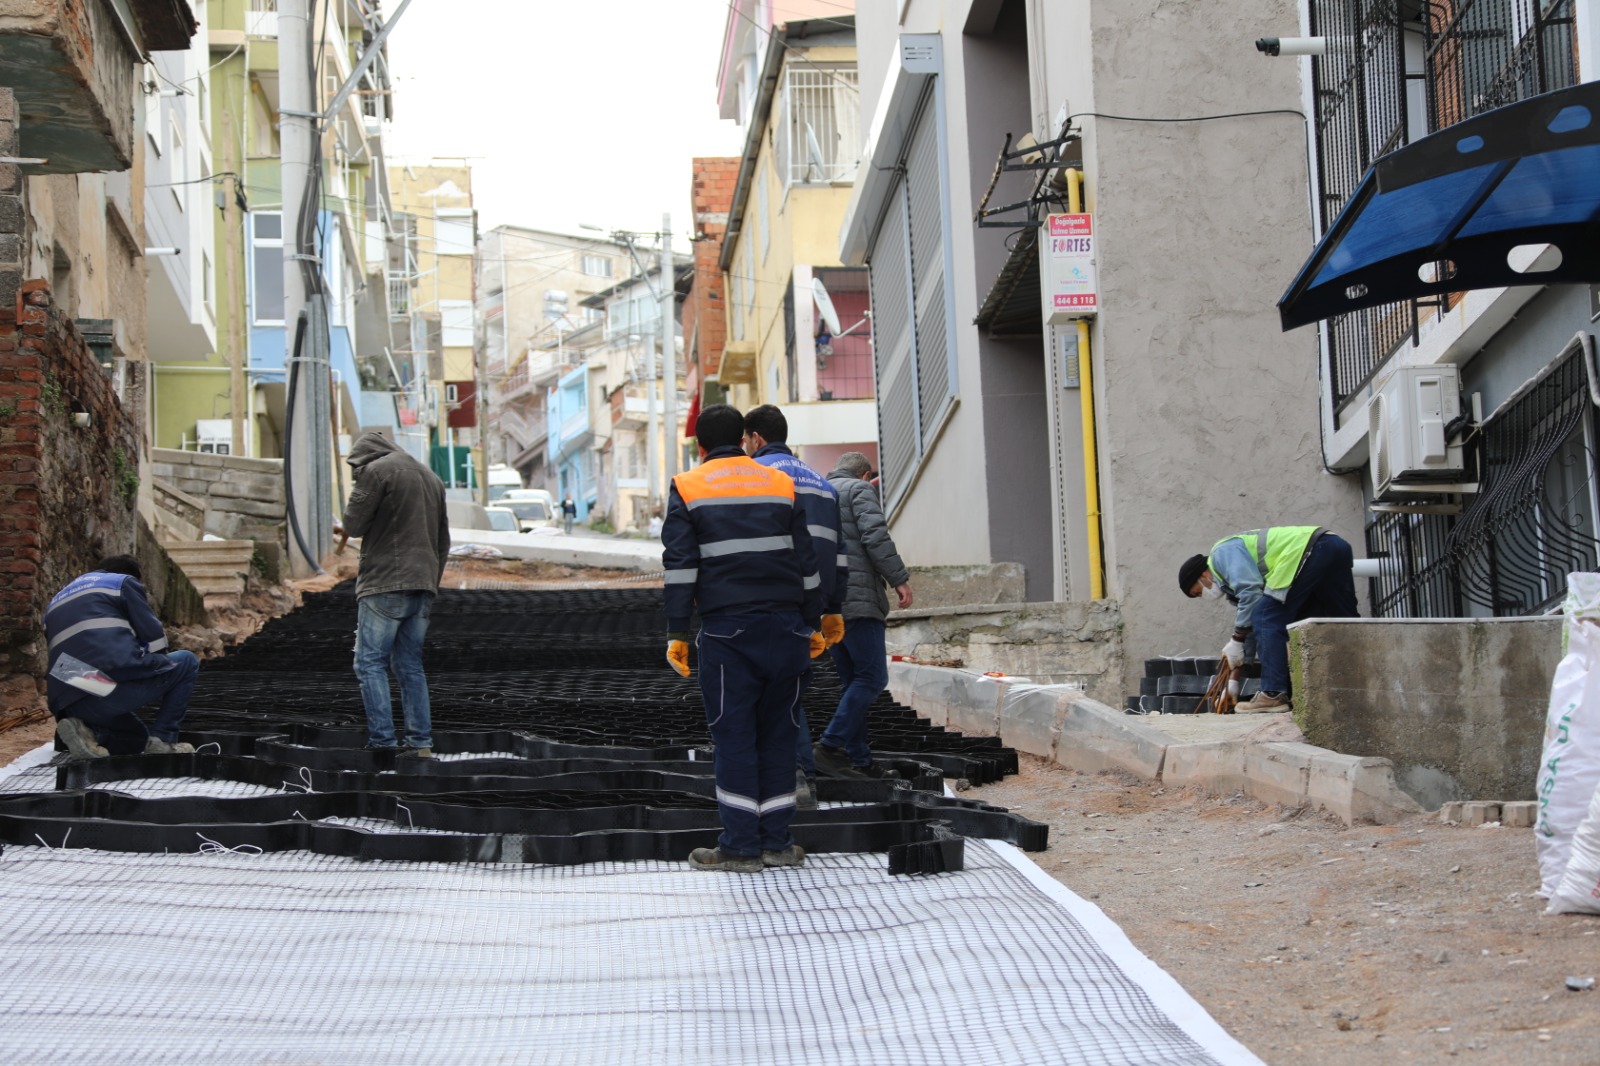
[144,1,217,364]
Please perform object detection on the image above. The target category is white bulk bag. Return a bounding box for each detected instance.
[1548,780,1600,915]
[1536,573,1600,898]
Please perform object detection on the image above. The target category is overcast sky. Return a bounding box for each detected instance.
[384,0,746,244]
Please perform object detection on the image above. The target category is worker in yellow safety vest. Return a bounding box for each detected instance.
[1178,527,1358,712]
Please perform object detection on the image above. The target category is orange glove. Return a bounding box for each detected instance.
[821,614,845,648]
[666,639,691,677]
[809,631,827,659]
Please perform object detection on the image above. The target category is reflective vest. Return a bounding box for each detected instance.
[1211,526,1321,592]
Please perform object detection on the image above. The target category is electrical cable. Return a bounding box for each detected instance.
[281,310,324,575]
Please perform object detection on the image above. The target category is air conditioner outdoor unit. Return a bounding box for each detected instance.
[1367,365,1466,500]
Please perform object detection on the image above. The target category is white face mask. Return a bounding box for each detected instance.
[1201,583,1224,602]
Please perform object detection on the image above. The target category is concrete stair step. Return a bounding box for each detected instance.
[175,563,253,579]
[191,577,247,596]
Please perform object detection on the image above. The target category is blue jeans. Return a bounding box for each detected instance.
[1255,533,1359,693]
[354,591,434,748]
[821,618,888,768]
[63,650,199,756]
[696,611,811,857]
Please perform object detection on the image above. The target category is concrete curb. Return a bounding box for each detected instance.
[889,663,1423,825]
[447,529,661,573]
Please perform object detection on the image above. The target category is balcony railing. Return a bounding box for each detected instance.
[387,274,411,317]
[247,0,278,38]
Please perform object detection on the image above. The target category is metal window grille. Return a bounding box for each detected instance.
[783,67,860,185]
[1365,345,1600,617]
[247,0,278,38]
[1308,0,1577,411]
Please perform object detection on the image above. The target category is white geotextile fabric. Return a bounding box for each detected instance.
[0,745,1261,1065]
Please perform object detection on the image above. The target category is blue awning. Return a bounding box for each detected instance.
[1278,81,1600,331]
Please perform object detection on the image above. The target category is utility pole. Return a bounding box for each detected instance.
[643,256,659,518]
[280,0,331,575]
[659,213,677,482]
[221,113,246,458]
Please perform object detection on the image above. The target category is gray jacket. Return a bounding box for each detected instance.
[827,467,910,622]
[341,432,451,598]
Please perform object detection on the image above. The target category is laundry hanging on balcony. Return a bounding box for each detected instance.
[1278,80,1600,331]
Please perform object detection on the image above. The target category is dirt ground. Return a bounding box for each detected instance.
[972,757,1600,1064]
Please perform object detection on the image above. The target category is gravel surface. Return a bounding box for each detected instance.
[971,756,1600,1064]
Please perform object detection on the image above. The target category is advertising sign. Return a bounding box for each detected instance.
[1044,213,1098,321]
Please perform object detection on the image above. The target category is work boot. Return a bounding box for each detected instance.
[1236,690,1290,713]
[763,844,806,868]
[813,742,868,780]
[857,762,900,781]
[399,745,433,759]
[143,737,196,755]
[687,847,764,873]
[795,769,818,809]
[56,718,108,760]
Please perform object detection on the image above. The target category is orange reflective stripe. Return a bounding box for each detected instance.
[674,457,796,504]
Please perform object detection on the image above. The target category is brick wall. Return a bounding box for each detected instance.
[687,158,739,382]
[0,281,144,676]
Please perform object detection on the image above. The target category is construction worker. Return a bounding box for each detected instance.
[818,451,911,776]
[1179,526,1358,712]
[43,555,199,758]
[742,403,847,808]
[335,430,451,756]
[662,403,827,873]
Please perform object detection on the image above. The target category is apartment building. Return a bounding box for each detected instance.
[478,225,632,493]
[841,1,1362,693]
[1281,0,1600,621]
[715,8,878,473]
[388,161,476,484]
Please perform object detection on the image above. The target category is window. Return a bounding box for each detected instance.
[445,383,459,404]
[250,212,284,324]
[434,209,475,256]
[440,300,473,347]
[1308,0,1578,410]
[581,254,613,278]
[202,252,213,309]
[780,65,860,186]
[544,289,569,321]
[247,0,278,38]
[866,85,954,509]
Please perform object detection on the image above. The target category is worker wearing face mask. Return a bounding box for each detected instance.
[1178,527,1358,712]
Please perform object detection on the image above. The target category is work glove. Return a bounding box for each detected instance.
[1220,638,1246,668]
[821,614,845,648]
[1227,679,1241,699]
[666,636,691,678]
[809,631,828,659]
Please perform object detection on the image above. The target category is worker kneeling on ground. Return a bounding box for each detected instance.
[44,554,198,758]
[1179,526,1358,713]
[662,403,827,873]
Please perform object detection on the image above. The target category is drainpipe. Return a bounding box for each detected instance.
[1068,168,1105,600]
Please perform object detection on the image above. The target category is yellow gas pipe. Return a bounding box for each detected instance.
[1066,168,1104,600]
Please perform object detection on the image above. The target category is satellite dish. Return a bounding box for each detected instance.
[811,277,843,336]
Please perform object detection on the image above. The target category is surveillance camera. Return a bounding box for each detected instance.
[1256,36,1326,57]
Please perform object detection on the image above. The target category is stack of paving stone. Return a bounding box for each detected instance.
[1123,657,1262,715]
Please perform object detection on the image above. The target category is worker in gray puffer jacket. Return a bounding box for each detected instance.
[815,452,914,779]
[335,431,451,756]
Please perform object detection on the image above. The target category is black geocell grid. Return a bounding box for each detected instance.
[0,584,1244,1065]
[1,585,1033,864]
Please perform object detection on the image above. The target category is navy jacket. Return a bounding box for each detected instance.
[752,443,846,615]
[44,571,178,712]
[661,446,824,632]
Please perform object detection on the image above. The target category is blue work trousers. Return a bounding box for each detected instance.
[696,611,811,857]
[354,591,434,749]
[62,650,199,755]
[821,618,888,768]
[1256,533,1359,693]
[795,667,816,776]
